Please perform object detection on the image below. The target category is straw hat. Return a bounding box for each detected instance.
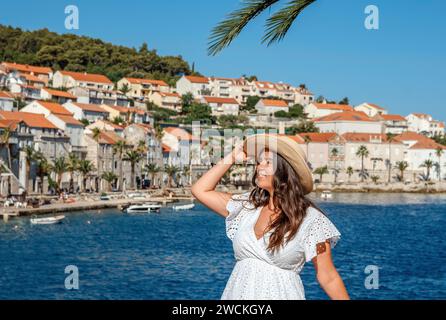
[243,134,314,194]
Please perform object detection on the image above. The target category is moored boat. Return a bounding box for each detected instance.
[30,215,65,225]
[172,203,195,211]
[125,203,162,213]
[321,190,333,200]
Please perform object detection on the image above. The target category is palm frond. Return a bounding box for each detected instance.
[262,0,316,45]
[208,0,280,56]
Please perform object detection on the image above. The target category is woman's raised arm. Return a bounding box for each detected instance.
[191,145,246,217]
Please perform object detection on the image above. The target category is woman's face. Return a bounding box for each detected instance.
[255,150,275,191]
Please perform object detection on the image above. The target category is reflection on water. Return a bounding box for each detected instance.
[0,193,445,300]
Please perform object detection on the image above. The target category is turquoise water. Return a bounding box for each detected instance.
[0,193,445,300]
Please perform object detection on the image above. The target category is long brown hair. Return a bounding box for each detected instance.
[249,151,325,253]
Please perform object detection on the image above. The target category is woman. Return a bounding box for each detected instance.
[192,134,349,300]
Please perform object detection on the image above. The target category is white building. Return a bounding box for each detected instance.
[314,111,383,135]
[293,86,314,106]
[373,114,408,134]
[117,77,170,100]
[255,99,289,115]
[40,88,76,104]
[201,96,240,116]
[176,75,211,97]
[355,102,388,117]
[63,101,109,122]
[52,70,114,91]
[21,100,73,118]
[149,91,182,112]
[396,131,446,179]
[406,113,445,137]
[305,103,354,119]
[0,91,15,111]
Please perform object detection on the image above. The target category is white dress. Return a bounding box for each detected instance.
[221,192,341,300]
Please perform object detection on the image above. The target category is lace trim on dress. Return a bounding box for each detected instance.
[225,192,251,241]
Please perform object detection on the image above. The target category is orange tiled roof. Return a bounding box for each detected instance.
[2,62,52,75]
[60,70,113,84]
[124,77,168,87]
[0,111,58,129]
[105,105,145,115]
[395,131,431,142]
[410,140,446,150]
[313,111,374,122]
[411,113,431,119]
[203,96,239,105]
[378,114,406,121]
[261,99,288,107]
[55,114,83,126]
[164,127,199,141]
[0,119,19,130]
[0,91,13,99]
[185,75,209,84]
[341,132,403,144]
[72,102,109,113]
[159,92,181,98]
[42,88,76,99]
[298,132,337,143]
[313,103,354,111]
[37,101,73,115]
[19,73,45,83]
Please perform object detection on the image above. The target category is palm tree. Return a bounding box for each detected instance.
[302,134,311,156]
[420,159,434,181]
[123,150,143,189]
[23,145,35,192]
[34,152,51,194]
[0,126,13,169]
[395,161,409,182]
[435,147,444,181]
[208,0,317,55]
[346,166,353,183]
[164,165,179,188]
[371,175,380,184]
[356,145,369,182]
[101,171,117,192]
[113,140,126,191]
[66,153,79,193]
[330,147,339,183]
[78,160,95,192]
[313,166,328,183]
[386,133,397,183]
[91,127,101,189]
[52,157,67,194]
[144,163,160,188]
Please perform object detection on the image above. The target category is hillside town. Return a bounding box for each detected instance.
[0,61,445,200]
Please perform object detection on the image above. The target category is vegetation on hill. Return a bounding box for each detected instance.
[0,24,193,86]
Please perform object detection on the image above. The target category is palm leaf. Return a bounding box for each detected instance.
[262,0,316,45]
[208,0,280,56]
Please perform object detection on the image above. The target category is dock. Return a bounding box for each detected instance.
[1,196,195,219]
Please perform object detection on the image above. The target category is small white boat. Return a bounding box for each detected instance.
[172,203,195,211]
[321,190,333,200]
[126,203,161,213]
[31,215,65,225]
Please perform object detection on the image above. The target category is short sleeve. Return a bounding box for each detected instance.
[225,192,250,241]
[302,208,341,262]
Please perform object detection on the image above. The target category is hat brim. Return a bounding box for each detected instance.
[243,134,314,195]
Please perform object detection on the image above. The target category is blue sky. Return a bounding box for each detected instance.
[1,0,445,121]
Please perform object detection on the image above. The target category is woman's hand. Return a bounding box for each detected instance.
[192,143,247,217]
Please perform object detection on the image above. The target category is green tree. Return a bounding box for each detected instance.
[144,163,161,188]
[386,133,397,183]
[395,161,409,182]
[113,140,126,191]
[356,145,369,182]
[66,153,79,192]
[180,92,194,114]
[346,166,354,183]
[435,147,444,181]
[123,150,143,189]
[313,166,328,182]
[78,160,95,192]
[52,157,67,194]
[286,121,319,135]
[101,171,117,192]
[164,165,179,188]
[420,159,434,181]
[208,0,317,55]
[23,145,36,192]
